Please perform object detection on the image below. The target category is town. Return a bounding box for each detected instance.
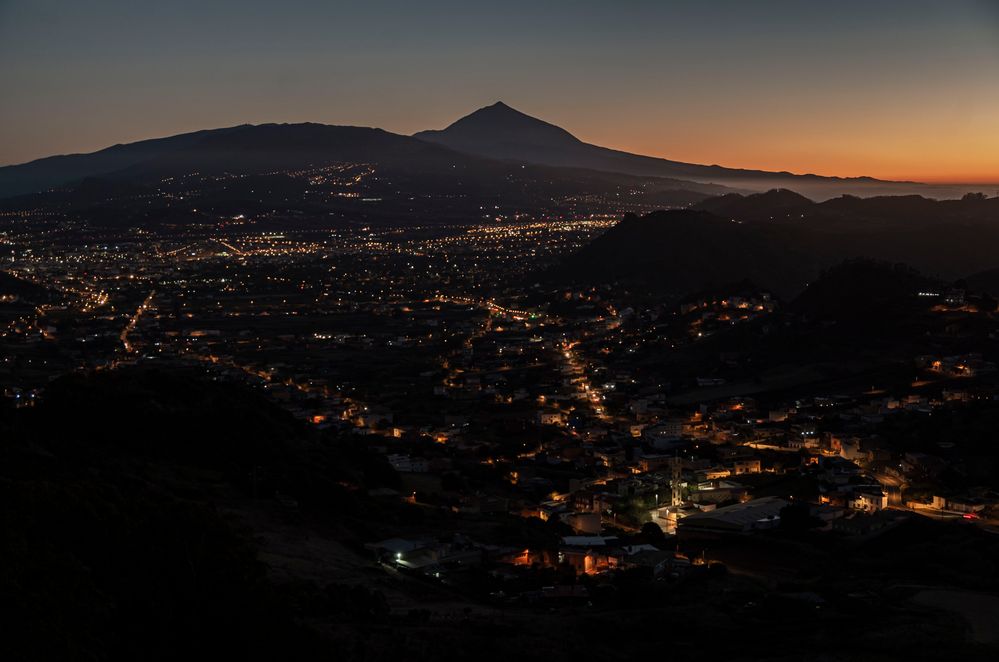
[4,198,999,625]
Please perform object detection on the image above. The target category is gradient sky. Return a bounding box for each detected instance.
[2,0,998,182]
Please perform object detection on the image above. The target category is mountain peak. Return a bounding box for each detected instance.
[693,187,815,220]
[414,102,582,156]
[456,101,541,125]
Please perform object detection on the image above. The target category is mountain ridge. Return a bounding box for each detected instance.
[2,102,988,200]
[415,102,979,200]
[0,119,730,200]
[552,190,999,301]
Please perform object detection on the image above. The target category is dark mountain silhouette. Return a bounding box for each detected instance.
[0,270,53,302]
[705,192,999,277]
[117,122,471,180]
[814,193,999,228]
[782,260,951,351]
[965,267,999,297]
[0,126,247,198]
[0,120,727,201]
[790,260,939,320]
[693,188,814,222]
[552,209,817,299]
[415,102,980,200]
[555,191,999,300]
[695,190,999,230]
[0,122,740,227]
[6,101,983,201]
[414,102,591,164]
[0,367,404,661]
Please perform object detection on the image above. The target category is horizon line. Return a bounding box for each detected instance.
[2,114,997,188]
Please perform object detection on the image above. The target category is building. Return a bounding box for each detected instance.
[731,458,761,475]
[848,487,887,513]
[678,497,788,535]
[538,410,566,426]
[386,454,429,473]
[561,511,603,534]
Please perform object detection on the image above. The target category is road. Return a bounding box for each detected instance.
[120,290,156,354]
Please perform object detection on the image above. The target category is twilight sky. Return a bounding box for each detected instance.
[2,0,998,182]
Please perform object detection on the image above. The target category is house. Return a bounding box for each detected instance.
[649,504,708,535]
[836,436,867,462]
[624,550,688,579]
[947,497,985,514]
[848,487,887,513]
[730,458,761,475]
[646,419,685,439]
[932,495,986,514]
[558,535,621,575]
[695,466,732,481]
[366,536,486,571]
[689,480,749,505]
[561,511,603,534]
[538,410,566,426]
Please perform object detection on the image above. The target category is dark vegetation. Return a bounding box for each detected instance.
[553,209,815,299]
[2,368,999,661]
[555,192,999,301]
[0,368,396,662]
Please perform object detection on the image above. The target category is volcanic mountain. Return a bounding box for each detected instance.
[0,122,738,228]
[2,102,981,201]
[0,123,473,197]
[415,102,977,200]
[0,121,730,205]
[0,127,244,199]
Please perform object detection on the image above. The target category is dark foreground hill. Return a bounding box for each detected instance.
[0,368,396,662]
[0,270,54,303]
[552,209,816,299]
[2,368,998,661]
[554,191,999,300]
[694,190,999,227]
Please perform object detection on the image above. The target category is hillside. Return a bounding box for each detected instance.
[553,209,817,299]
[0,127,247,199]
[0,367,406,661]
[693,188,814,221]
[0,121,727,210]
[0,122,734,226]
[554,191,999,301]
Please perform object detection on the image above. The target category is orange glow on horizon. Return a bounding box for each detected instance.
[608,139,999,187]
[561,98,999,187]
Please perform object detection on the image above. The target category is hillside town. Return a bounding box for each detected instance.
[4,208,999,615]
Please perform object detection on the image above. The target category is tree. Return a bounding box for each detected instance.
[779,502,821,531]
[640,521,666,543]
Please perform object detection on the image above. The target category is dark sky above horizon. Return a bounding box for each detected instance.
[2,0,998,182]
